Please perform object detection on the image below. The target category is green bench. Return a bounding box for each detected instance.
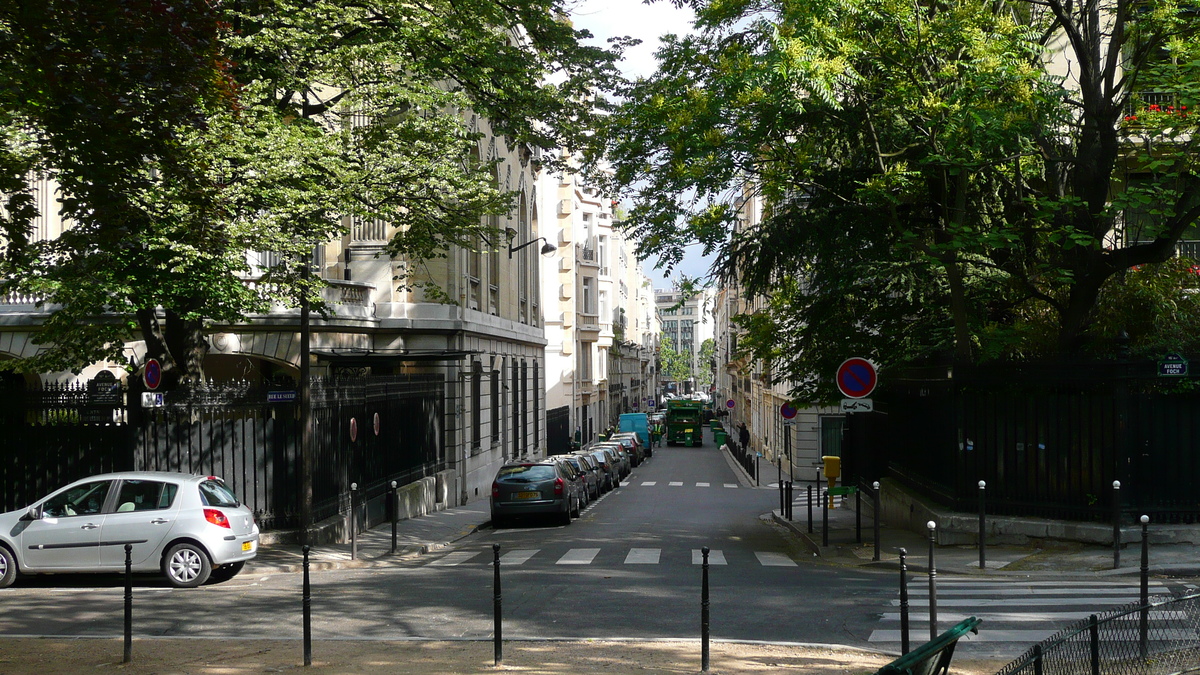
[874,617,981,675]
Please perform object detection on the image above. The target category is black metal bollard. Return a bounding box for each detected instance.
[303,545,312,667]
[1139,514,1150,659]
[785,481,793,521]
[978,480,987,570]
[1112,480,1121,570]
[350,482,358,561]
[807,485,814,534]
[927,521,938,641]
[898,548,910,655]
[778,471,784,514]
[701,546,710,672]
[493,543,503,666]
[390,480,398,554]
[1090,615,1101,674]
[873,481,881,562]
[123,544,132,664]
[822,489,829,547]
[755,454,759,485]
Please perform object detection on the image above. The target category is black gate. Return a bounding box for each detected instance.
[546,405,570,455]
[850,359,1200,523]
[0,374,446,530]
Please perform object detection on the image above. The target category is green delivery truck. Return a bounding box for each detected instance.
[665,399,704,447]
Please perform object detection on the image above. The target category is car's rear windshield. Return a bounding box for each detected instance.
[498,465,556,481]
[198,479,240,507]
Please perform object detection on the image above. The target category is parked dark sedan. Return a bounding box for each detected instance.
[490,460,582,527]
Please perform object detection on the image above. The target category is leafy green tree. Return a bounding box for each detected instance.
[658,336,692,390]
[0,0,622,386]
[605,0,1200,402]
[696,338,715,389]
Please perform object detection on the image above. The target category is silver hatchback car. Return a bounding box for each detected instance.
[0,471,259,588]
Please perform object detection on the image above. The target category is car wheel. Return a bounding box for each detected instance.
[209,560,245,583]
[572,494,582,518]
[0,545,17,589]
[491,514,506,529]
[164,543,212,588]
[559,502,572,526]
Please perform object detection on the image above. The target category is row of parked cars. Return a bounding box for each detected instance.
[490,431,652,527]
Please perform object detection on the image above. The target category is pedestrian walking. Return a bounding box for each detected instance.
[738,423,750,456]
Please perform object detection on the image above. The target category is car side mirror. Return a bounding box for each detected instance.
[20,506,41,521]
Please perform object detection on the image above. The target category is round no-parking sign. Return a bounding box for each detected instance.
[836,357,877,399]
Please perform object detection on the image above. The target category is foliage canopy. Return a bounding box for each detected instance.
[0,0,623,385]
[605,0,1200,402]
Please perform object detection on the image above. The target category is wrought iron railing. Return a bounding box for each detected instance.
[996,591,1200,675]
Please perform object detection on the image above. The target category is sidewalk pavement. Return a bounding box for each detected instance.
[770,500,1200,579]
[247,500,493,574]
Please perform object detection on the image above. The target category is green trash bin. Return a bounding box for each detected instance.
[714,429,727,448]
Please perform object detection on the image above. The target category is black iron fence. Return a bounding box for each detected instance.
[1,375,445,531]
[848,359,1200,523]
[996,591,1200,675]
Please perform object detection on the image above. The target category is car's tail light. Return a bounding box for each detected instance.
[204,508,231,529]
[492,481,500,498]
[553,477,564,496]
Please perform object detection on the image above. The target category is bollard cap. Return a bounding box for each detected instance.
[873,481,880,490]
[493,542,501,552]
[391,480,397,488]
[1113,480,1121,489]
[1140,514,1150,524]
[927,520,937,530]
[702,545,710,554]
[351,482,357,490]
[302,544,310,553]
[897,547,907,555]
[978,480,986,489]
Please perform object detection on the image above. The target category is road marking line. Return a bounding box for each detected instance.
[641,481,657,486]
[624,548,660,564]
[723,483,738,488]
[669,481,683,486]
[696,482,710,487]
[556,548,601,565]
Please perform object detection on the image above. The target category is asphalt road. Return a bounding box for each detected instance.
[0,440,898,648]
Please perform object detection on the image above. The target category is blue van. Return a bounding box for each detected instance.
[618,413,651,448]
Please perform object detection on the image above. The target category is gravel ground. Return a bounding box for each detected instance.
[0,638,1011,674]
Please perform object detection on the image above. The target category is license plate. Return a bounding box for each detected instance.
[242,541,253,552]
[516,491,540,500]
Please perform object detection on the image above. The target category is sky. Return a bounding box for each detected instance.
[569,0,716,291]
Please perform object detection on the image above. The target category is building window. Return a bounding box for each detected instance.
[471,361,482,451]
[581,277,596,315]
[491,368,500,447]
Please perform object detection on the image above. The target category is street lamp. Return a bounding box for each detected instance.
[508,236,556,259]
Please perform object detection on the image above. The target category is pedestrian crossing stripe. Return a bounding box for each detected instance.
[870,579,1179,645]
[692,549,727,565]
[754,551,797,567]
[427,551,481,566]
[425,548,793,567]
[556,548,600,565]
[625,548,660,564]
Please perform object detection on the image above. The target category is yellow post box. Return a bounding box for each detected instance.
[822,455,841,508]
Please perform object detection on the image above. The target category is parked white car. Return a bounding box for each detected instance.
[0,471,259,588]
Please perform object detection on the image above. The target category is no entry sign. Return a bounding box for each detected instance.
[836,358,877,399]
